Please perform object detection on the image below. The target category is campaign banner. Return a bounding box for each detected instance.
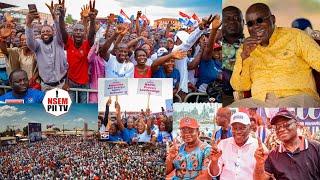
[28,123,42,143]
[104,79,128,96]
[137,79,162,96]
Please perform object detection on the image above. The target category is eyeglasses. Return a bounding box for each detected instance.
[180,128,197,134]
[274,120,296,131]
[246,15,272,27]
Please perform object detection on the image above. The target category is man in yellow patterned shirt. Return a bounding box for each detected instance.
[230,3,320,107]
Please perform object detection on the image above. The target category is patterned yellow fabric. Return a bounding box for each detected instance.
[231,27,320,102]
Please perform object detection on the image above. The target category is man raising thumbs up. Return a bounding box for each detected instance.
[208,112,267,180]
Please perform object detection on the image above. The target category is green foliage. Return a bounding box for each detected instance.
[65,14,74,24]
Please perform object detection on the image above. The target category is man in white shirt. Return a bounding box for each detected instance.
[173,15,216,99]
[105,43,134,78]
[208,112,267,180]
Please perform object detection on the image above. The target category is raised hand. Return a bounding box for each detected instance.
[46,0,65,19]
[116,24,129,36]
[4,13,14,23]
[107,13,115,24]
[210,139,222,162]
[199,14,215,30]
[241,36,262,60]
[80,4,90,18]
[88,0,98,21]
[137,11,142,19]
[107,97,112,106]
[254,138,268,165]
[171,50,188,60]
[146,108,151,115]
[115,101,120,115]
[167,138,179,161]
[45,1,55,18]
[211,14,222,30]
[26,12,40,27]
[0,25,12,39]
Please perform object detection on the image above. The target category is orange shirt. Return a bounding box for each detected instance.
[134,66,152,78]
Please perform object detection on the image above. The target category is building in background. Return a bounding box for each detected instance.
[153,18,181,30]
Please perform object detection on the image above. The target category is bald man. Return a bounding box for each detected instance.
[214,107,232,141]
[105,43,134,78]
[230,3,320,107]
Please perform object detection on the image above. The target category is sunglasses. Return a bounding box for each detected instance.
[274,119,296,131]
[246,15,272,27]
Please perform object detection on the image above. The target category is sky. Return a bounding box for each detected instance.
[0,104,98,132]
[2,0,221,22]
[98,78,172,113]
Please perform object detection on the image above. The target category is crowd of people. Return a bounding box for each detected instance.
[0,0,225,104]
[0,135,166,179]
[105,143,166,179]
[98,98,173,144]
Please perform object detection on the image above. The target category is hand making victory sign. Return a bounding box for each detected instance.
[254,137,269,165]
[199,14,215,30]
[210,139,222,162]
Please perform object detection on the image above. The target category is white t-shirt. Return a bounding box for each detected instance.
[136,131,151,142]
[187,57,197,86]
[105,55,134,78]
[173,28,203,93]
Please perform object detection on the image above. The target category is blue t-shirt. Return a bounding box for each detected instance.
[157,131,172,143]
[0,89,45,103]
[153,66,180,87]
[121,128,137,143]
[107,132,123,142]
[196,59,222,87]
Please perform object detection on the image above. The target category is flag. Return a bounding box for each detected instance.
[192,13,201,23]
[178,11,196,27]
[141,14,150,25]
[178,18,194,27]
[179,11,191,19]
[120,9,130,20]
[118,9,131,24]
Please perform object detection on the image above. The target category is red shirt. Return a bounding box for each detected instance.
[134,66,152,78]
[66,36,90,84]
